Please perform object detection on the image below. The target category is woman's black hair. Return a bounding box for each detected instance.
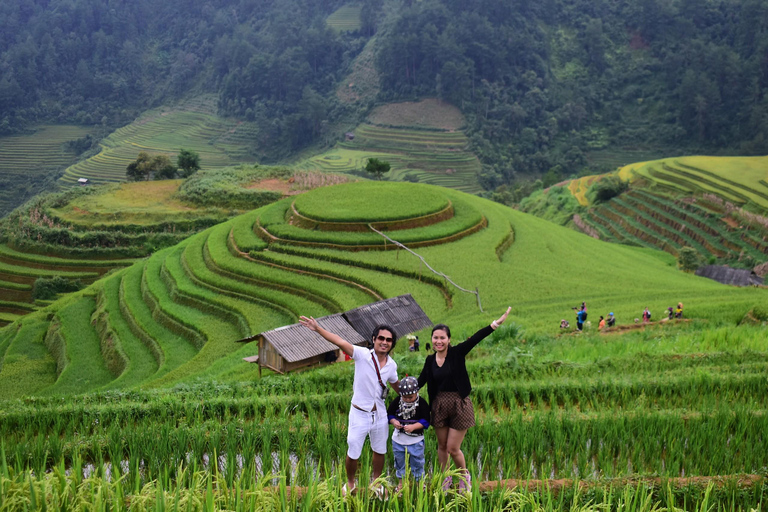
[371,324,397,352]
[431,323,451,338]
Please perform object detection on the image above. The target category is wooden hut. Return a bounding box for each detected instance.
[241,294,433,375]
[252,314,366,375]
[343,294,433,340]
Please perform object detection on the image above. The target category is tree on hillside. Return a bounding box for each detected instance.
[177,149,201,178]
[365,158,391,180]
[126,152,178,181]
[126,152,152,181]
[678,246,702,272]
[153,155,178,180]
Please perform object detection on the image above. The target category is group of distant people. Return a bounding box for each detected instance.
[635,303,684,323]
[560,302,683,331]
[300,306,512,498]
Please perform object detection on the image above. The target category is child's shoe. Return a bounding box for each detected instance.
[457,473,471,494]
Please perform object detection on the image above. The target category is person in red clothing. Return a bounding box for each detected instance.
[417,307,511,493]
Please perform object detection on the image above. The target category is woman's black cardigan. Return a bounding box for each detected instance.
[417,325,494,405]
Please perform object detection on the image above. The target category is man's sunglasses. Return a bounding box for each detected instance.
[375,335,394,343]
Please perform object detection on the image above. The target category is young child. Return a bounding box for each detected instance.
[387,376,431,491]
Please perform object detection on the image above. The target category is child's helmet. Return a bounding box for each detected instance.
[400,376,419,395]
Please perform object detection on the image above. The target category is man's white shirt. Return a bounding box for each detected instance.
[350,345,398,411]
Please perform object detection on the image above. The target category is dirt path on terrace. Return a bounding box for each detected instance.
[560,319,693,337]
[246,178,301,195]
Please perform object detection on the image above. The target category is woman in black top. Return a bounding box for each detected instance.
[417,307,511,492]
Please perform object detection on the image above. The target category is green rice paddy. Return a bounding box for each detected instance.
[293,181,449,222]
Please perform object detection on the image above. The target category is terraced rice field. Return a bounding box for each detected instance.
[326,4,362,32]
[0,243,134,325]
[580,189,768,263]
[617,156,768,208]
[566,156,768,265]
[297,124,482,192]
[59,104,258,186]
[0,125,92,215]
[1,181,768,509]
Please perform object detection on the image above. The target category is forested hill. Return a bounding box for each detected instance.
[2,0,768,186]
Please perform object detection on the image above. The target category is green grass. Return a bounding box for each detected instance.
[0,279,32,291]
[229,210,268,252]
[293,181,449,221]
[0,244,135,268]
[0,319,57,398]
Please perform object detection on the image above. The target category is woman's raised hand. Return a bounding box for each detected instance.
[495,307,512,327]
[299,316,319,331]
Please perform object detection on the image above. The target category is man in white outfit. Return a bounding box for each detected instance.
[300,316,400,496]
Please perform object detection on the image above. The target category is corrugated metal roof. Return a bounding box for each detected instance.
[262,314,367,363]
[695,265,763,286]
[343,294,433,340]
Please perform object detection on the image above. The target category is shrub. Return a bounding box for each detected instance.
[751,305,768,322]
[175,165,289,208]
[587,176,629,204]
[32,276,84,300]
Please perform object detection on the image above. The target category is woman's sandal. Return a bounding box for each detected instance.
[370,484,387,500]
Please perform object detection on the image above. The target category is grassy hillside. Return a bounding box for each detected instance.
[522,156,768,271]
[297,99,482,192]
[0,125,93,217]
[1,180,765,395]
[1,181,768,509]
